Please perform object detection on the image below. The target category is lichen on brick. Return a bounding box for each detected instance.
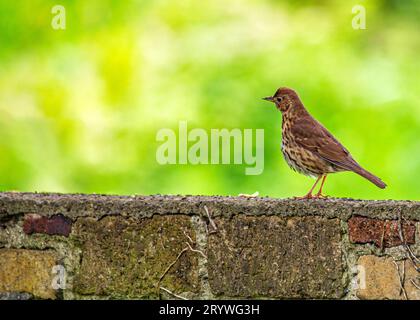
[207,216,344,299]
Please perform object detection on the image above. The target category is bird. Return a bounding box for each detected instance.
[263,87,386,199]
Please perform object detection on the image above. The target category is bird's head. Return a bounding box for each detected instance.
[263,87,299,113]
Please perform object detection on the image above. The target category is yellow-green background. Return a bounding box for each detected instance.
[0,0,419,200]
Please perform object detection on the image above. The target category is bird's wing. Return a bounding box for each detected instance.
[290,116,361,172]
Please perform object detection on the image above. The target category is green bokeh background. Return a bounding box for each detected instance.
[0,0,419,199]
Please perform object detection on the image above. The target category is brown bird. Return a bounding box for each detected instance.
[263,87,386,199]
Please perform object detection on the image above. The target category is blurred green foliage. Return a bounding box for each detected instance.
[0,0,419,200]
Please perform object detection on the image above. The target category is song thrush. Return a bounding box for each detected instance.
[263,87,386,199]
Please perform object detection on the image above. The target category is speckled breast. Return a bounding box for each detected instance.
[281,126,335,178]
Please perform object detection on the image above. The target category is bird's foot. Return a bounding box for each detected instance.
[313,192,329,199]
[238,191,259,198]
[293,193,314,200]
[294,193,329,200]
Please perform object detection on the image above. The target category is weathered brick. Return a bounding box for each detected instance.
[348,216,416,248]
[23,214,72,237]
[207,216,343,298]
[72,215,199,298]
[357,256,419,300]
[0,249,57,299]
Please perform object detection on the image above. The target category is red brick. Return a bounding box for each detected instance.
[23,214,72,237]
[348,216,415,248]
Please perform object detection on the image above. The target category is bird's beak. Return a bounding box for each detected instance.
[262,96,274,102]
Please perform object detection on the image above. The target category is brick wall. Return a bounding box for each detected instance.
[0,192,419,300]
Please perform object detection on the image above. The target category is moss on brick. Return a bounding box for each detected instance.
[207,216,344,298]
[72,215,199,299]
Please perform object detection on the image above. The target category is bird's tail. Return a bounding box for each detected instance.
[352,166,387,189]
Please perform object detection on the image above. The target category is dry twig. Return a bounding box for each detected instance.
[397,211,420,272]
[157,247,188,288]
[183,229,194,244]
[393,260,408,300]
[159,286,188,300]
[157,226,209,299]
[185,241,207,259]
[238,191,259,198]
[379,221,386,252]
[411,279,420,291]
[204,205,217,234]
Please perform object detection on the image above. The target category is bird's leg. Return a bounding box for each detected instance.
[294,176,322,200]
[314,175,329,198]
[314,174,328,198]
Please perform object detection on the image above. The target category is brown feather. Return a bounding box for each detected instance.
[289,109,386,189]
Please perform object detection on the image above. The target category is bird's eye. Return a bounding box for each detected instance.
[277,97,283,103]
